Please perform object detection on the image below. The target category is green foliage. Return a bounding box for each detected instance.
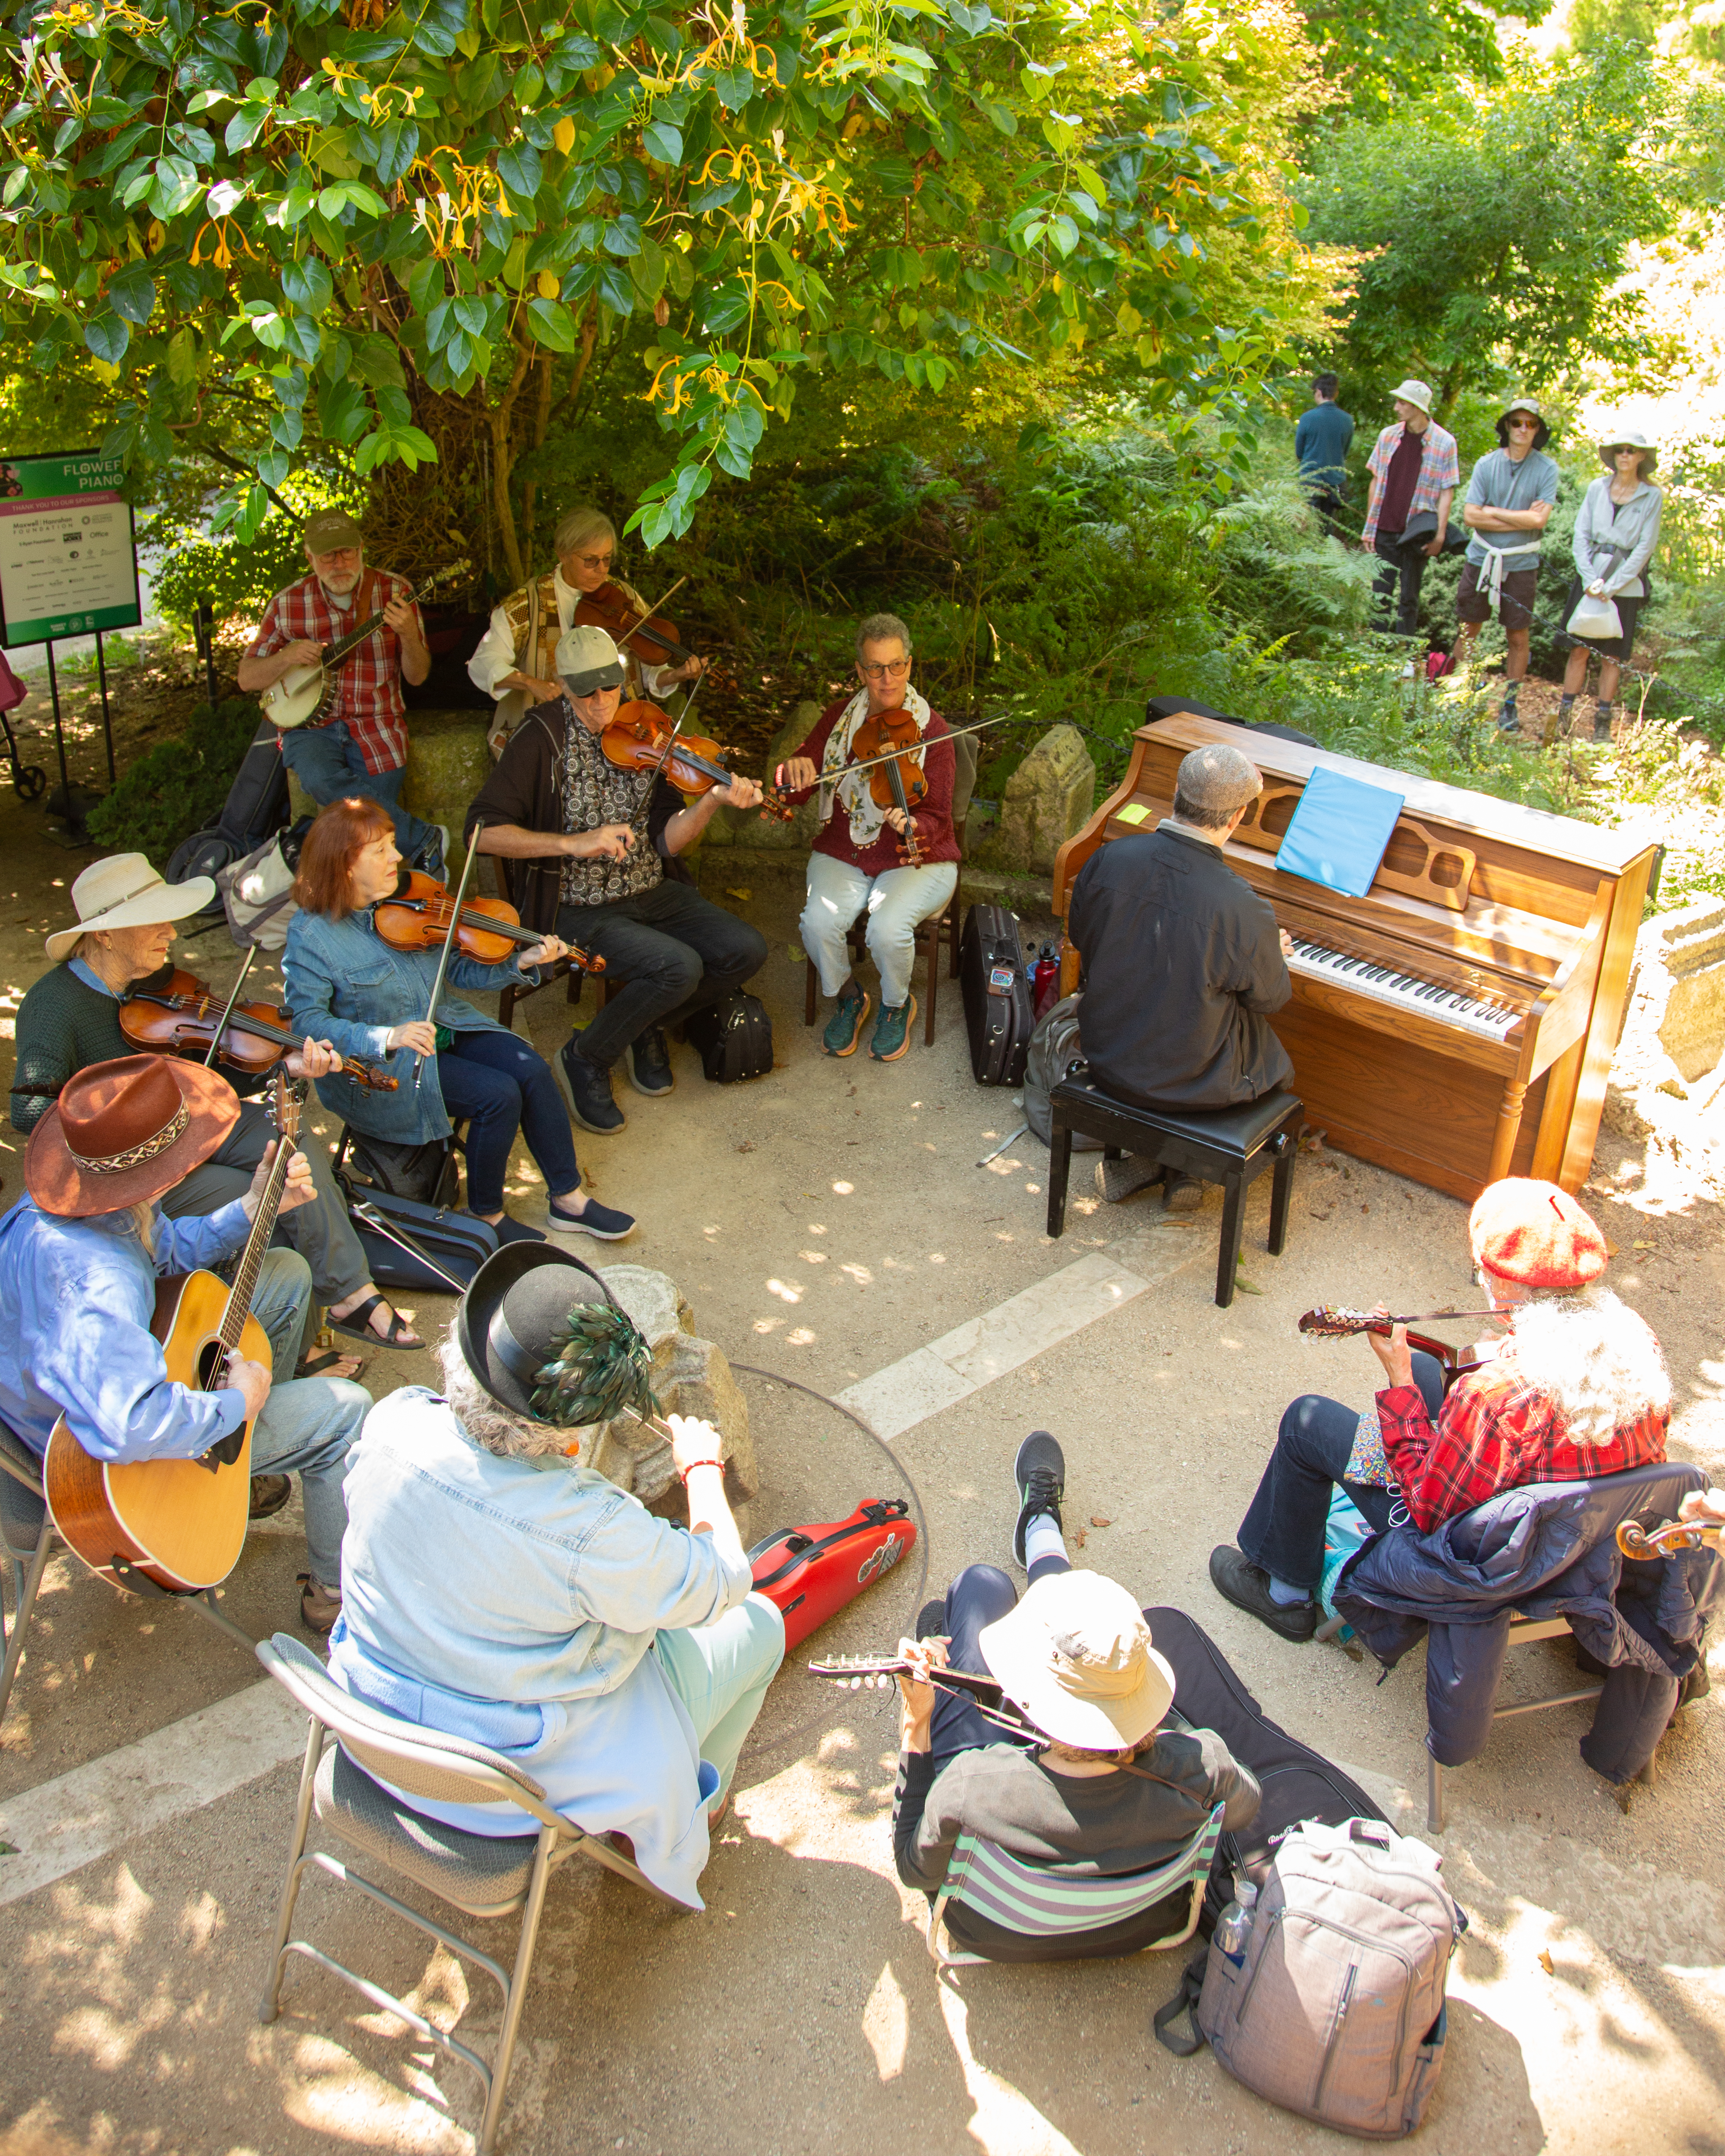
[1298,0,1540,122]
[1303,48,1679,413]
[0,0,1328,568]
[84,697,260,863]
[150,509,321,628]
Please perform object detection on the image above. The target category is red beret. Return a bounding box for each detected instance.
[1468,1177,1609,1288]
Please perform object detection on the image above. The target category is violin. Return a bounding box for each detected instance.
[847,705,926,865]
[120,968,399,1091]
[572,582,699,672]
[599,701,794,822]
[373,870,607,971]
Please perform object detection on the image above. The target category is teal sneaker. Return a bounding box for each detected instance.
[822,984,870,1057]
[870,995,916,1062]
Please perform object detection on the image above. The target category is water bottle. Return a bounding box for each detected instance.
[1031,943,1059,1019]
[1213,1879,1258,1969]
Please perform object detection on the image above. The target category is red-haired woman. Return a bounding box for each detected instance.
[283,799,634,1247]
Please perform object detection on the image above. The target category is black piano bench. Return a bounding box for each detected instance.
[1046,1077,1304,1309]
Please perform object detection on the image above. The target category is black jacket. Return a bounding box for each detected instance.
[1068,824,1294,1110]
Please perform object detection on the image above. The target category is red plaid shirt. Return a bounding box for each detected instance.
[1377,1346,1668,1534]
[247,570,420,775]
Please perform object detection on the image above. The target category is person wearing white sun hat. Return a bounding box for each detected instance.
[1556,429,1663,744]
[1360,379,1460,641]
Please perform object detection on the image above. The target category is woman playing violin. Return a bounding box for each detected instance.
[283,800,635,1246]
[776,613,960,1064]
[467,507,705,749]
[463,626,767,1137]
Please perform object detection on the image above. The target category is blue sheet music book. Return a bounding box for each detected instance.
[1273,766,1405,898]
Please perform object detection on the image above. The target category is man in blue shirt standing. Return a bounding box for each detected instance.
[1451,397,1561,734]
[0,1053,370,1632]
[1294,374,1354,537]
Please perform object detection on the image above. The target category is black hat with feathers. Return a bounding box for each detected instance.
[457,1243,659,1430]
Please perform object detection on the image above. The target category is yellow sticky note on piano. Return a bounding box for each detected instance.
[1115,803,1151,827]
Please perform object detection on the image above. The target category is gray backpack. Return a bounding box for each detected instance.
[1191,1819,1462,2138]
[1023,993,1101,1150]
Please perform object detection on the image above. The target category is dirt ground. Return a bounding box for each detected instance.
[0,769,1721,2156]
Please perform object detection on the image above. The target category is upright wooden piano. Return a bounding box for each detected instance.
[1052,714,1659,1203]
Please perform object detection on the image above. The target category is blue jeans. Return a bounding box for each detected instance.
[1236,1352,1447,1591]
[438,1030,581,1215]
[281,721,438,864]
[654,1592,786,1803]
[927,1555,1070,1775]
[555,881,768,1069]
[248,1249,369,1586]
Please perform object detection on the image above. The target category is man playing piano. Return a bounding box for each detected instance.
[1067,742,1294,1206]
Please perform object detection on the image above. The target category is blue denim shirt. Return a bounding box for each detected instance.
[0,1196,251,1458]
[325,1390,755,1907]
[282,906,541,1144]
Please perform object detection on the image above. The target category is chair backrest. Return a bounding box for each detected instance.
[1446,1459,1709,1569]
[943,1802,1226,1941]
[256,1634,569,1834]
[950,729,980,831]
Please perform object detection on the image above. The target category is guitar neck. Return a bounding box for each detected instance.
[211,1089,300,1379]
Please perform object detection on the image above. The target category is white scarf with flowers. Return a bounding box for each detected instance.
[818,679,932,851]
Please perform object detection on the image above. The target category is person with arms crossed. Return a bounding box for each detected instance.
[463,625,767,1134]
[1450,398,1561,734]
[237,507,445,874]
[0,1053,370,1633]
[775,612,960,1065]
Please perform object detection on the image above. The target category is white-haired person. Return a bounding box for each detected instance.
[325,1245,784,1908]
[1209,1177,1671,1640]
[1556,430,1663,744]
[774,612,960,1065]
[466,506,706,749]
[893,1430,1262,1962]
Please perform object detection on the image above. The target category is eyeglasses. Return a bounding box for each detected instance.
[574,551,613,570]
[1508,417,1538,430]
[860,658,910,680]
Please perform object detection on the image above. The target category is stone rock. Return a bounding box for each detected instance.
[579,1264,758,1510]
[281,707,492,882]
[1633,898,1725,1081]
[995,725,1095,873]
[707,698,826,852]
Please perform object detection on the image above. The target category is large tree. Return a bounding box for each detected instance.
[0,0,1328,577]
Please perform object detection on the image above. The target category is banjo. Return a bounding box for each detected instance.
[260,561,468,731]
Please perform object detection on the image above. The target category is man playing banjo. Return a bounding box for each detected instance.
[237,507,445,876]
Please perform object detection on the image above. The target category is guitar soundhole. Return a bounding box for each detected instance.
[196,1339,228,1392]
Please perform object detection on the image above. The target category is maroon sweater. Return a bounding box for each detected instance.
[781,699,961,873]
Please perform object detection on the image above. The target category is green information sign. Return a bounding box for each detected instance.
[0,448,142,647]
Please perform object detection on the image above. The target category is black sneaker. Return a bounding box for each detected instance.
[548,1194,636,1240]
[915,1599,947,1642]
[624,1025,675,1098]
[557,1036,625,1134]
[1012,1430,1066,1569]
[1208,1545,1317,1642]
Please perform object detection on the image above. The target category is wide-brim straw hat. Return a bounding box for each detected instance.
[26,1052,239,1217]
[45,852,215,962]
[1388,379,1434,417]
[1600,429,1657,474]
[979,1570,1176,1750]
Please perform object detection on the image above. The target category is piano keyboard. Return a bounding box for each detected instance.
[1287,938,1521,1041]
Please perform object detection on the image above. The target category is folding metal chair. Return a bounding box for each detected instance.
[926,1800,1226,1967]
[0,1417,57,1733]
[256,1633,690,2153]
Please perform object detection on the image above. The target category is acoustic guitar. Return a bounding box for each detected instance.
[45,1076,306,1594]
[260,560,468,731]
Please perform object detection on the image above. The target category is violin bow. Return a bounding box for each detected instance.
[412,820,484,1093]
[201,944,258,1069]
[829,710,1008,783]
[629,675,708,833]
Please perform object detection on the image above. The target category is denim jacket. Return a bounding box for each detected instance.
[283,905,540,1143]
[325,1390,754,1907]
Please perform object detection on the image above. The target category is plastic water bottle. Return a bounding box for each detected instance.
[1213,1879,1258,1970]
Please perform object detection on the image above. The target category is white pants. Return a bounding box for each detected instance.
[802,853,959,1008]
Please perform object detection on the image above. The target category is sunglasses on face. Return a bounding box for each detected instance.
[1508,418,1538,430]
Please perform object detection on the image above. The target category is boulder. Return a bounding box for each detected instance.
[994,725,1095,873]
[704,698,826,852]
[578,1264,759,1510]
[282,708,492,880]
[1634,898,1725,1081]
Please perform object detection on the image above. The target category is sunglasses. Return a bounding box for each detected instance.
[1507,417,1538,429]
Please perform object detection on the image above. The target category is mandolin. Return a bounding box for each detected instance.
[260,560,469,731]
[45,1075,306,1593]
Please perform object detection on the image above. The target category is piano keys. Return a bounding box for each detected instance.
[1052,714,1660,1204]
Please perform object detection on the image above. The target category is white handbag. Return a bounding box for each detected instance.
[1567,589,1623,641]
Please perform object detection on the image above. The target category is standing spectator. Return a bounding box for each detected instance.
[1556,431,1662,744]
[1294,374,1354,537]
[1360,381,1458,644]
[1451,398,1561,735]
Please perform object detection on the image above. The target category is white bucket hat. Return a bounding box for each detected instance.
[1389,379,1434,417]
[45,853,215,962]
[979,1570,1176,1750]
[1599,428,1657,475]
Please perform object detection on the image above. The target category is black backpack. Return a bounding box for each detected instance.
[684,991,774,1083]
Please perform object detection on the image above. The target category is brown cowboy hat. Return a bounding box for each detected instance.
[26,1053,240,1218]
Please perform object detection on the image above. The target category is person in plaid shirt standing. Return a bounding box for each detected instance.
[238,508,445,875]
[1359,379,1459,643]
[1210,1177,1670,1641]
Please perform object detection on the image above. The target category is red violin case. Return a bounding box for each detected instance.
[748,1498,917,1650]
